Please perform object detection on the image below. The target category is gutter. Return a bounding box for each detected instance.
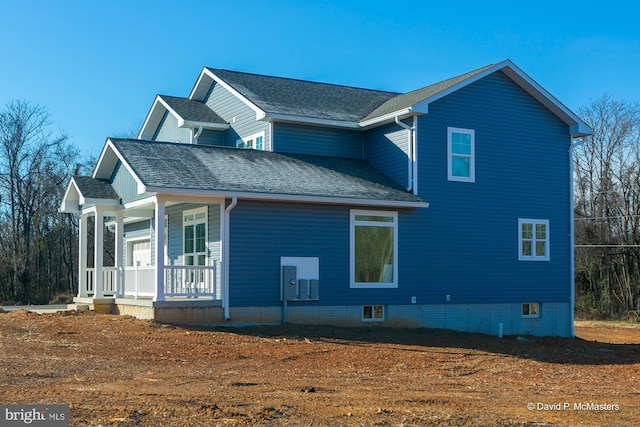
[222,196,238,320]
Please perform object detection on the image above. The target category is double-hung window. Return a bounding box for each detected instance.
[350,210,398,288]
[184,208,207,268]
[518,219,549,261]
[447,127,475,182]
[236,131,264,150]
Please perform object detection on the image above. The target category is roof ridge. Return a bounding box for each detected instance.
[206,67,400,96]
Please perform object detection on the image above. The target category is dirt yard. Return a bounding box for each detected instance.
[1,310,638,426]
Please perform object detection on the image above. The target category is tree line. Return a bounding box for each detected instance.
[573,94,640,319]
[0,101,81,304]
[1,96,639,320]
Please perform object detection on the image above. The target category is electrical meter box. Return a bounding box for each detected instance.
[280,257,319,301]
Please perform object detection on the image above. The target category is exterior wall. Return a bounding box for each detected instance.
[153,111,192,144]
[409,70,571,305]
[198,129,225,146]
[364,120,410,188]
[205,82,270,149]
[110,161,148,204]
[272,122,363,157]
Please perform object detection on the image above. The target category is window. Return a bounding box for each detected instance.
[362,305,385,322]
[522,303,539,318]
[350,210,398,288]
[518,219,549,261]
[236,131,264,150]
[447,127,475,182]
[183,208,207,268]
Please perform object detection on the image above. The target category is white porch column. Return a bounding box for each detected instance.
[93,209,104,299]
[154,199,166,302]
[114,210,124,297]
[78,213,88,297]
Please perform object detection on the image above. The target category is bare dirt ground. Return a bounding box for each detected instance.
[1,310,639,426]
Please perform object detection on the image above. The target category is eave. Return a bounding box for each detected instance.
[143,185,429,209]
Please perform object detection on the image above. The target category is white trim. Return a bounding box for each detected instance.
[362,305,386,322]
[196,68,266,120]
[447,127,475,183]
[265,113,361,129]
[518,218,550,261]
[359,109,414,128]
[142,187,429,209]
[183,207,209,268]
[93,139,146,196]
[359,60,592,137]
[522,302,540,318]
[236,131,265,150]
[350,210,398,289]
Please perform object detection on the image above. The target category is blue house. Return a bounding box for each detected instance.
[60,59,591,337]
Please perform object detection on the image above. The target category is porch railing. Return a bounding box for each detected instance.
[84,263,217,300]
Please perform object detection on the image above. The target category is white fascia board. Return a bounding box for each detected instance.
[60,180,81,213]
[93,139,146,195]
[138,96,166,140]
[265,113,361,129]
[358,109,415,129]
[188,68,214,101]
[143,186,429,209]
[199,68,266,120]
[407,59,592,137]
[180,120,229,131]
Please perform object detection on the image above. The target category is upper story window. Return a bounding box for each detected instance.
[236,131,264,150]
[447,127,475,182]
[350,210,398,289]
[518,219,549,261]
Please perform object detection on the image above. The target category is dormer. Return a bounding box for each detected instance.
[138,95,229,143]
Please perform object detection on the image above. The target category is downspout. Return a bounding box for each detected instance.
[569,136,586,338]
[191,125,203,144]
[395,116,416,193]
[222,196,238,320]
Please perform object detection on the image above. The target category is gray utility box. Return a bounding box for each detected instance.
[282,265,298,300]
[281,265,319,301]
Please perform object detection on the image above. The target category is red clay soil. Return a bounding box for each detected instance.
[1,310,639,426]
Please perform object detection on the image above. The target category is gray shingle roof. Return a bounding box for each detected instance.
[110,139,423,204]
[159,95,226,124]
[207,68,399,122]
[72,176,119,200]
[361,64,496,121]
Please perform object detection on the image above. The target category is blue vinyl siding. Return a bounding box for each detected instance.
[273,122,363,157]
[153,110,192,144]
[205,82,270,149]
[198,129,225,146]
[110,161,148,204]
[162,203,221,267]
[227,71,571,309]
[364,121,410,188]
[408,70,571,304]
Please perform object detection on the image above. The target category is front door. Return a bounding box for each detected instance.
[183,208,207,289]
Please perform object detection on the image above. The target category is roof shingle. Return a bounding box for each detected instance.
[110,138,423,204]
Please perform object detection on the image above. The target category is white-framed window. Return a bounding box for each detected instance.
[447,127,475,182]
[518,219,549,261]
[183,208,208,267]
[522,303,540,318]
[236,131,264,150]
[350,210,398,288]
[362,305,385,322]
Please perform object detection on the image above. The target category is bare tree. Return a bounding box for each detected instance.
[0,100,80,303]
[573,94,640,318]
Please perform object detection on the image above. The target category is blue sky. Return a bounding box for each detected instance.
[1,0,638,159]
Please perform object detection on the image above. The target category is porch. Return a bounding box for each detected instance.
[81,264,218,300]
